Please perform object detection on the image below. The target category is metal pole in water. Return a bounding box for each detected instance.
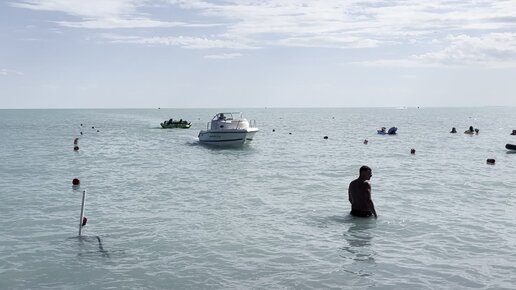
[79,190,86,236]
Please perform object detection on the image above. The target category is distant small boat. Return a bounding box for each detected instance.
[377,127,397,135]
[161,119,191,129]
[506,144,516,151]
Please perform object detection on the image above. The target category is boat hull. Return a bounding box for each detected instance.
[198,129,258,146]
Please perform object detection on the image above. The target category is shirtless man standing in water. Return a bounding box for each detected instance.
[348,166,377,218]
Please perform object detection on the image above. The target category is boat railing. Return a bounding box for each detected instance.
[249,120,257,128]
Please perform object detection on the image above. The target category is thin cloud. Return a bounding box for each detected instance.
[357,33,516,68]
[11,0,142,18]
[277,34,380,48]
[103,34,258,49]
[0,69,23,76]
[11,0,218,29]
[55,18,215,29]
[204,53,242,59]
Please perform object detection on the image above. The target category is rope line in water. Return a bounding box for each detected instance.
[96,235,110,257]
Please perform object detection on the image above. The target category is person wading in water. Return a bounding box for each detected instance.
[348,165,377,218]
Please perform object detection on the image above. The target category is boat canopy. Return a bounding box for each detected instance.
[211,112,243,121]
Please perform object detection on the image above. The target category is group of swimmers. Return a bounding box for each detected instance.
[450,126,479,134]
[450,127,516,135]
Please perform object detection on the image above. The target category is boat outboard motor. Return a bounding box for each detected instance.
[388,127,397,134]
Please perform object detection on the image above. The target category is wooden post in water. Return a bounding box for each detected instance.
[78,190,86,236]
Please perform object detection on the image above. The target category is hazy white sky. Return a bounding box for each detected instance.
[1,0,516,108]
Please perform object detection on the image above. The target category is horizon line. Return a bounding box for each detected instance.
[1,105,514,110]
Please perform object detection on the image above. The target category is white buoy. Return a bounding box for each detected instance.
[79,190,86,236]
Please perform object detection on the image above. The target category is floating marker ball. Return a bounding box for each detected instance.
[272,129,275,132]
[323,136,328,139]
[74,146,79,151]
[72,178,80,186]
[411,149,416,154]
[486,158,495,164]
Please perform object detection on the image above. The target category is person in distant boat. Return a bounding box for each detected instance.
[169,118,173,125]
[218,113,226,121]
[469,126,474,133]
[450,127,457,133]
[475,128,479,135]
[379,127,386,134]
[511,130,516,135]
[348,165,377,218]
[179,119,182,123]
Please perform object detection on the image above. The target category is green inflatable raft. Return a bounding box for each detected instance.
[161,120,192,129]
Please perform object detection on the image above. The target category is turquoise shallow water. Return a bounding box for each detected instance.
[1,108,516,289]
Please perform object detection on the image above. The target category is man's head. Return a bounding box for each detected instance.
[359,165,372,180]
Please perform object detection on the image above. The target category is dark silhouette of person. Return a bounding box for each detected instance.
[348,166,377,218]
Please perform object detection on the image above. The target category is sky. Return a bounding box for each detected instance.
[1,0,516,108]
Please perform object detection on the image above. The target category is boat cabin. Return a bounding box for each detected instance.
[208,112,254,130]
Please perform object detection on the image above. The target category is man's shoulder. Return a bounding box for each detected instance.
[349,178,370,187]
[349,178,359,186]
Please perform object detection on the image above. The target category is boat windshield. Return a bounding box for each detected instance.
[212,112,242,121]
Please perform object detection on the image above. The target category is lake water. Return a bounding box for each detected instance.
[1,107,516,289]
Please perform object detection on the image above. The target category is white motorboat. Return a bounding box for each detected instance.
[198,112,258,146]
